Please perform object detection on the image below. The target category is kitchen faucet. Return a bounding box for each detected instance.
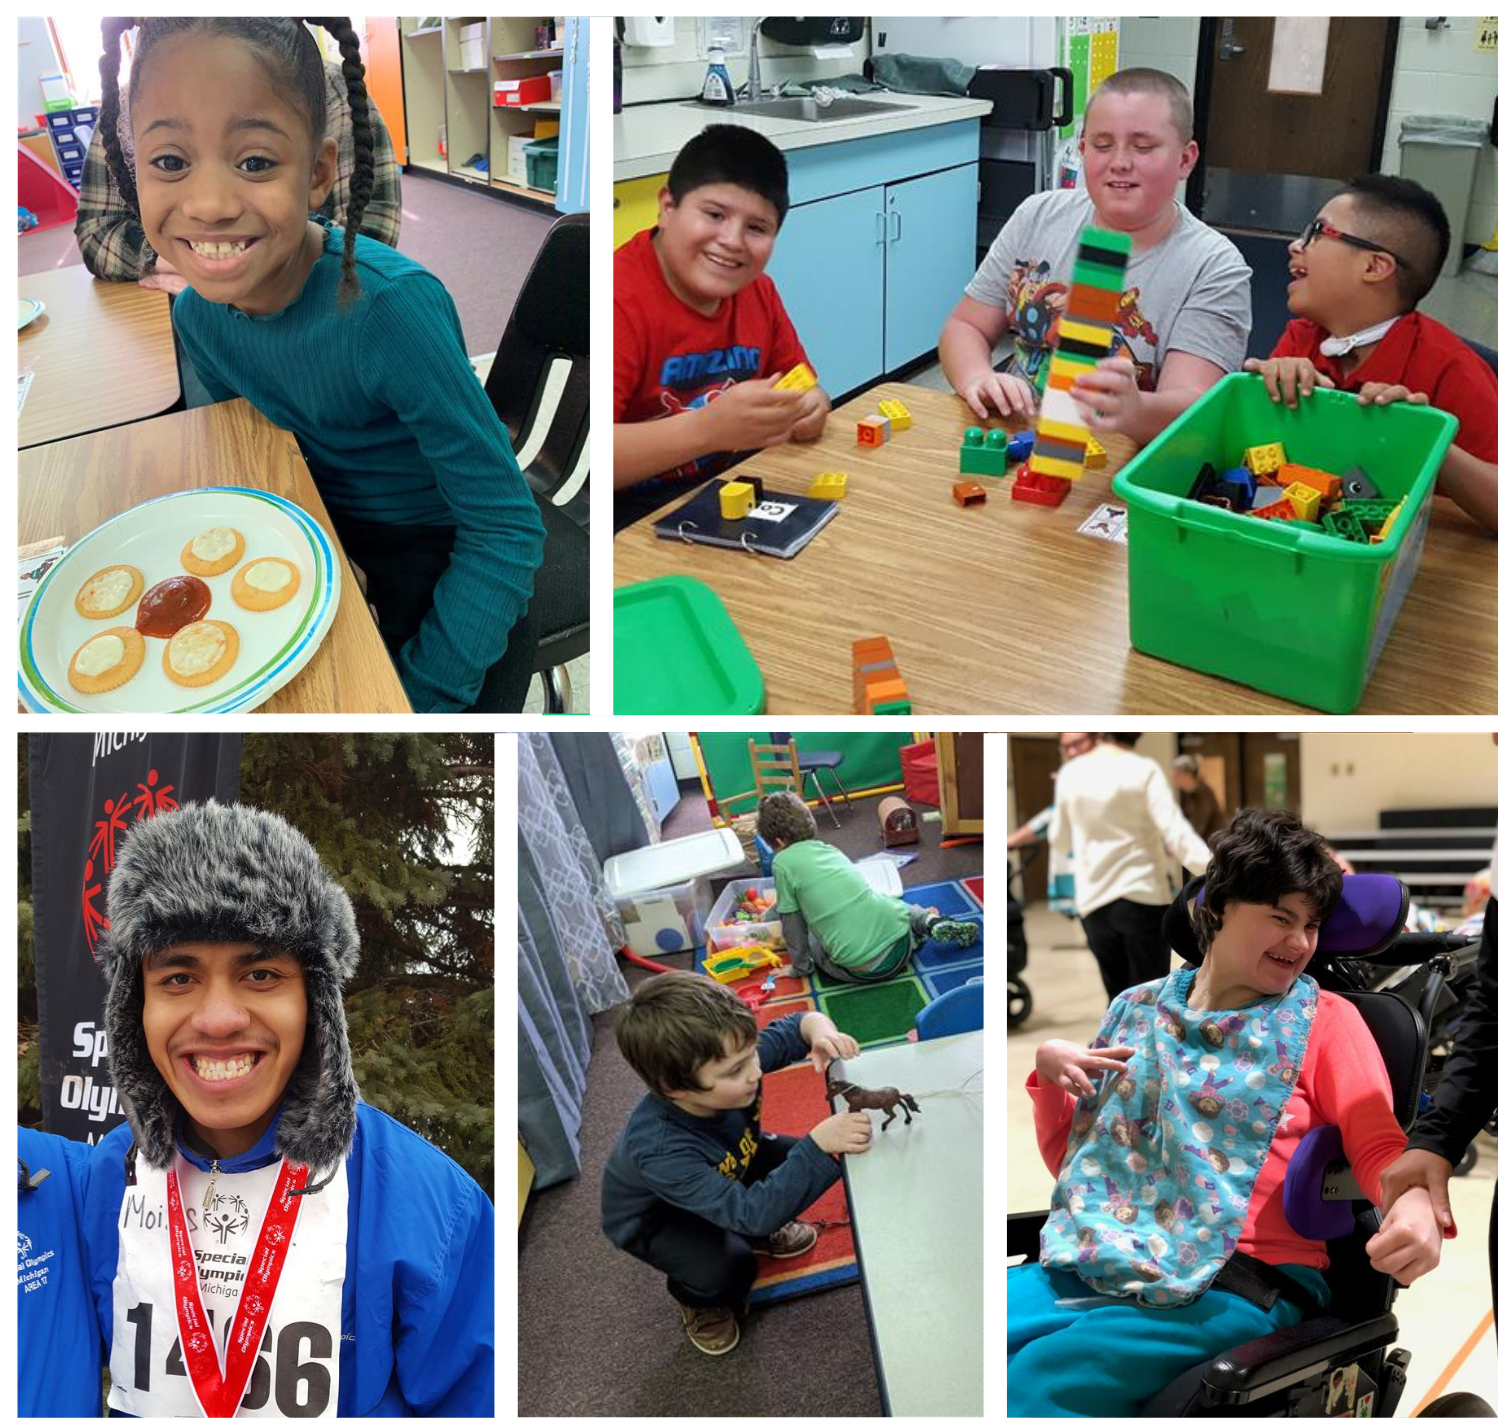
[747,18,765,102]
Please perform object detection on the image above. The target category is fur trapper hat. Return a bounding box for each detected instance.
[100,800,361,1173]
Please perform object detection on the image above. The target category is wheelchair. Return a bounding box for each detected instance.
[1008,847,1037,1028]
[1008,872,1493,1417]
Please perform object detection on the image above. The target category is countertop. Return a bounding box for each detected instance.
[614,90,993,181]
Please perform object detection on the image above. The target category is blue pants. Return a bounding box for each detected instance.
[1007,1261,1332,1417]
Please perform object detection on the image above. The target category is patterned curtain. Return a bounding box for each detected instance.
[517,734,630,1187]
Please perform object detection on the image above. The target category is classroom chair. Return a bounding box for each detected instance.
[749,737,840,827]
[484,211,589,528]
[483,212,590,710]
[912,980,983,1040]
[769,732,853,818]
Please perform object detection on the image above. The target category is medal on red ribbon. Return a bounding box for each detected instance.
[166,1156,310,1417]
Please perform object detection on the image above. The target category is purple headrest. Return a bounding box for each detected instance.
[1166,873,1409,966]
[1283,1124,1355,1240]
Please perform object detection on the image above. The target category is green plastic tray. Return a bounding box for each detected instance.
[613,576,765,714]
[1112,374,1457,712]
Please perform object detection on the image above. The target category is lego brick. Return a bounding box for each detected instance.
[952,480,987,506]
[808,470,847,500]
[1007,430,1035,463]
[1187,463,1219,502]
[1243,442,1286,478]
[1218,466,1256,511]
[1281,481,1322,523]
[1372,499,1404,544]
[1342,498,1400,528]
[1037,384,1091,428]
[1011,466,1072,506]
[1276,463,1342,503]
[1065,283,1124,325]
[743,475,764,505]
[719,481,753,520]
[872,699,912,716]
[1251,499,1296,522]
[1028,451,1085,480]
[856,415,889,448]
[1320,509,1369,543]
[1252,483,1287,510]
[1342,465,1382,500]
[1071,258,1127,292]
[864,675,908,711]
[774,363,817,392]
[1079,225,1132,260]
[959,427,1010,476]
[1083,436,1107,469]
[877,398,912,431]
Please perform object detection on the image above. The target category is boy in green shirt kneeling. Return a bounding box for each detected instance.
[757,792,979,983]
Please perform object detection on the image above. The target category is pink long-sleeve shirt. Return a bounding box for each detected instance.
[1028,990,1409,1271]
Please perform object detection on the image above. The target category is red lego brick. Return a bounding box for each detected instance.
[1010,464,1072,508]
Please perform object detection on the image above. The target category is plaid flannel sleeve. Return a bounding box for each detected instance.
[73,128,159,281]
[320,63,403,250]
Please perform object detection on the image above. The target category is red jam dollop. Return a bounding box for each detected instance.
[135,576,211,637]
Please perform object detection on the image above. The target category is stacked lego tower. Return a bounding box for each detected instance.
[852,635,910,715]
[1015,225,1132,507]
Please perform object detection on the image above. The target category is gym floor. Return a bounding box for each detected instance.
[1006,903,1498,1415]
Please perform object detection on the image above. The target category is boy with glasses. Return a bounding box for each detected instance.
[1246,174,1498,532]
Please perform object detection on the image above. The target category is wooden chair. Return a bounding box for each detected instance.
[749,737,841,827]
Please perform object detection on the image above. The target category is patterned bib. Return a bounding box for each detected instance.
[1041,966,1318,1307]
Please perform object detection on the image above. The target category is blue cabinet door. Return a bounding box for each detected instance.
[766,185,886,401]
[884,163,979,371]
[554,16,589,213]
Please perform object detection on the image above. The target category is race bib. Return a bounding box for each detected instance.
[109,1154,348,1418]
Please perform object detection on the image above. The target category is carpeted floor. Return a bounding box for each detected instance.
[16,166,549,358]
[517,787,980,1416]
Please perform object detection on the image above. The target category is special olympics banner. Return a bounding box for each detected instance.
[30,733,243,1144]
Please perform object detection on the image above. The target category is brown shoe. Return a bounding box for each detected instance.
[751,1219,818,1258]
[678,1302,740,1356]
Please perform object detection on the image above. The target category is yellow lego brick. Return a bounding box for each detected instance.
[1036,415,1092,448]
[1084,436,1107,469]
[719,481,754,520]
[1372,498,1404,544]
[809,470,847,500]
[877,398,912,431]
[774,363,817,392]
[1057,317,1115,351]
[1243,442,1287,478]
[1028,452,1083,480]
[1281,480,1321,523]
[1046,355,1094,388]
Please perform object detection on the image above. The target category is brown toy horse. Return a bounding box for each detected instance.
[826,1074,921,1131]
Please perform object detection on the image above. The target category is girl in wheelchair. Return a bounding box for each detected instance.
[1010,808,1446,1416]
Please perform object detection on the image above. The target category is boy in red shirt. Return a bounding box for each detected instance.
[1246,174,1498,533]
[614,124,830,529]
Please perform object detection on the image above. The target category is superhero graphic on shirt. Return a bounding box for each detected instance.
[645,343,766,484]
[999,257,1160,394]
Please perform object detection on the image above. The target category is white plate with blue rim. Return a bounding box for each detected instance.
[18,297,45,330]
[19,487,341,714]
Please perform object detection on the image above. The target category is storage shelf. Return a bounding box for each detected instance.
[454,163,491,182]
[408,26,441,37]
[491,172,556,203]
[507,100,561,113]
[412,157,449,175]
[448,67,489,74]
[493,48,563,60]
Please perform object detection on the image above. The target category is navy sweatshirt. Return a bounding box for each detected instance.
[601,1013,842,1252]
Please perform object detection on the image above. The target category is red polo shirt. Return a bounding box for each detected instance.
[1269,312,1498,462]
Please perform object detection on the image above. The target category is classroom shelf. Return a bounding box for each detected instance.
[396,15,585,212]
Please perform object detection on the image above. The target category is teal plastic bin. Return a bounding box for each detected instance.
[1111,373,1457,712]
[524,136,558,193]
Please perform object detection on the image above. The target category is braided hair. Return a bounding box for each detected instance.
[98,17,373,305]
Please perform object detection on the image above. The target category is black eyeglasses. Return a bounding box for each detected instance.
[1295,217,1411,270]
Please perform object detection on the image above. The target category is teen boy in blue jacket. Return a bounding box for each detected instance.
[79,801,494,1418]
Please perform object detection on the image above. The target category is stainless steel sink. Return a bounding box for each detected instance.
[694,96,914,122]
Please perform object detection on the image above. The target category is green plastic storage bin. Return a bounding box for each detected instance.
[614,575,765,714]
[1111,373,1457,712]
[524,136,558,193]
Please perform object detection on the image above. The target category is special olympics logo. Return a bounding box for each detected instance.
[265,1225,286,1247]
[17,1232,32,1259]
[176,1259,194,1282]
[244,1295,265,1316]
[188,1332,210,1355]
[205,1193,251,1246]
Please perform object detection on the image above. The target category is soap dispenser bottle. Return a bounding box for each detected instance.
[701,46,734,106]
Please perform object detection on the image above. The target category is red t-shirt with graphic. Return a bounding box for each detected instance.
[613,228,809,489]
[1270,312,1498,462]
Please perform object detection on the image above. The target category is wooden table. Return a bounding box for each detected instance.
[19,399,412,713]
[614,381,1498,713]
[838,1031,983,1417]
[19,266,182,449]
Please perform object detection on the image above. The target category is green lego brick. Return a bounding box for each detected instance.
[1079,225,1132,258]
[1071,258,1127,292]
[1341,499,1399,527]
[960,428,1011,477]
[1320,509,1369,543]
[872,699,912,715]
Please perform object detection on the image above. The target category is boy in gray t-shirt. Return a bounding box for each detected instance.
[940,68,1252,446]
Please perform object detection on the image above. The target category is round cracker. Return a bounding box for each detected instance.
[74,564,144,620]
[162,619,240,688]
[68,626,146,694]
[232,557,301,612]
[180,526,246,577]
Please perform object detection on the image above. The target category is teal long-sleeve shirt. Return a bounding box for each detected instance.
[171,222,545,712]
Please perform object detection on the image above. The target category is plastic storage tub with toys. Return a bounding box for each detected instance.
[1111,374,1457,712]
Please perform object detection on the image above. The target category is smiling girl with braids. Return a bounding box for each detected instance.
[97,18,545,713]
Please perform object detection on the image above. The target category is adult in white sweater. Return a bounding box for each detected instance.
[1049,734,1213,1002]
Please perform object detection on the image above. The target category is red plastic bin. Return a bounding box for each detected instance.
[19,144,79,233]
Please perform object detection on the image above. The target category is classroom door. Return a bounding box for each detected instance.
[1242,732,1301,814]
[1009,735,1059,905]
[1196,17,1399,233]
